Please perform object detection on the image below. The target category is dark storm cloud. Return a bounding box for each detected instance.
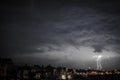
[1,0,120,68]
[35,6,120,54]
[1,0,120,53]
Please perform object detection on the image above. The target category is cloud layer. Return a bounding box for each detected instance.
[1,0,120,69]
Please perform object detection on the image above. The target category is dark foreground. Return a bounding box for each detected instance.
[0,58,120,80]
[0,74,120,80]
[73,74,120,80]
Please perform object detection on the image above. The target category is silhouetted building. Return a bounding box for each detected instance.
[0,58,15,80]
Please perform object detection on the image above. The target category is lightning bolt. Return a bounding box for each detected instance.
[94,55,102,70]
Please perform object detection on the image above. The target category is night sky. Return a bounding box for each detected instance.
[1,0,120,70]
